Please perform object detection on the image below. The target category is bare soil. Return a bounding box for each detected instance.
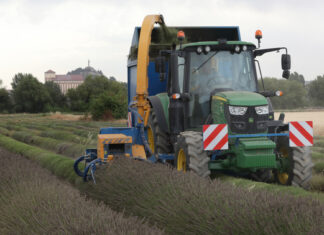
[275,111,324,136]
[48,112,127,124]
[48,112,84,121]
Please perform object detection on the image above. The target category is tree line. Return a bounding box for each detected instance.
[1,71,324,119]
[261,72,324,109]
[0,73,127,120]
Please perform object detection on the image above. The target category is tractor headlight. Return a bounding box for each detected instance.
[205,45,211,53]
[255,105,269,115]
[229,106,247,115]
[197,46,203,54]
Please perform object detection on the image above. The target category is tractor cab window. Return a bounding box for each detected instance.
[187,50,257,127]
[178,56,185,92]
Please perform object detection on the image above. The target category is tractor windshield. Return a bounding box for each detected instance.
[189,50,256,94]
[188,50,256,127]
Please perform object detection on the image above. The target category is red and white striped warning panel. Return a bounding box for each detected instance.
[127,112,132,127]
[289,121,313,147]
[203,124,228,150]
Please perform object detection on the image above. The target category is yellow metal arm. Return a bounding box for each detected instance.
[135,14,163,125]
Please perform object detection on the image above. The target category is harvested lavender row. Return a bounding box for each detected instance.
[83,157,324,235]
[0,148,163,235]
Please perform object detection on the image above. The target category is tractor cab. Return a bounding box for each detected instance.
[159,36,291,138]
[176,42,258,128]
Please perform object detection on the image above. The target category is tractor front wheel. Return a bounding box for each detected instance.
[275,136,313,189]
[174,131,210,178]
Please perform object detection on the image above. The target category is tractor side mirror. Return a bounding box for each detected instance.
[281,54,291,70]
[281,54,291,79]
[282,70,290,79]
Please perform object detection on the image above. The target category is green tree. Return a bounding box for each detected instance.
[66,88,86,111]
[0,88,12,113]
[11,73,34,90]
[12,73,51,113]
[44,81,66,110]
[90,91,127,120]
[308,75,324,106]
[67,75,127,112]
[261,77,307,109]
[289,72,305,86]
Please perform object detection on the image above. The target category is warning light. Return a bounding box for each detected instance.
[255,30,262,39]
[172,93,180,99]
[177,31,185,41]
[276,90,283,96]
[255,29,262,48]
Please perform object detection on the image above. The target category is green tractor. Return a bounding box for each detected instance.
[75,15,313,190]
[146,28,313,189]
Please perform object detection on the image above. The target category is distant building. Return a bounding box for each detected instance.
[45,61,104,94]
[45,71,84,94]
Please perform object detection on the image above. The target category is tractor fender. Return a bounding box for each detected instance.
[148,96,169,133]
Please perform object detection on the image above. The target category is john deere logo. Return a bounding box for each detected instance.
[249,117,254,123]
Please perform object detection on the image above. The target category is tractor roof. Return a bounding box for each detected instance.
[181,41,255,49]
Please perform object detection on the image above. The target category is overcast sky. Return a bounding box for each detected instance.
[0,0,323,88]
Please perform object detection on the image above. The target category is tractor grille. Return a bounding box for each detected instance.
[225,105,269,134]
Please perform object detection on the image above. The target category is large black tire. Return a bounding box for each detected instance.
[275,136,313,189]
[174,131,210,178]
[147,109,171,154]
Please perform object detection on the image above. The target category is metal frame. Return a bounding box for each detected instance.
[229,133,289,138]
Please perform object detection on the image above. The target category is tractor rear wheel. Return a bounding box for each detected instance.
[147,109,171,154]
[275,136,313,189]
[174,131,210,178]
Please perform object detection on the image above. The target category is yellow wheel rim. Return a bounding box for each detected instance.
[278,147,289,185]
[278,172,289,184]
[177,149,186,172]
[147,127,155,153]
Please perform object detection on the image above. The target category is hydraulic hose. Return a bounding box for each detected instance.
[128,101,144,122]
[74,156,85,177]
[74,152,98,178]
[128,103,154,157]
[139,122,153,157]
[83,158,102,183]
[76,104,155,182]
